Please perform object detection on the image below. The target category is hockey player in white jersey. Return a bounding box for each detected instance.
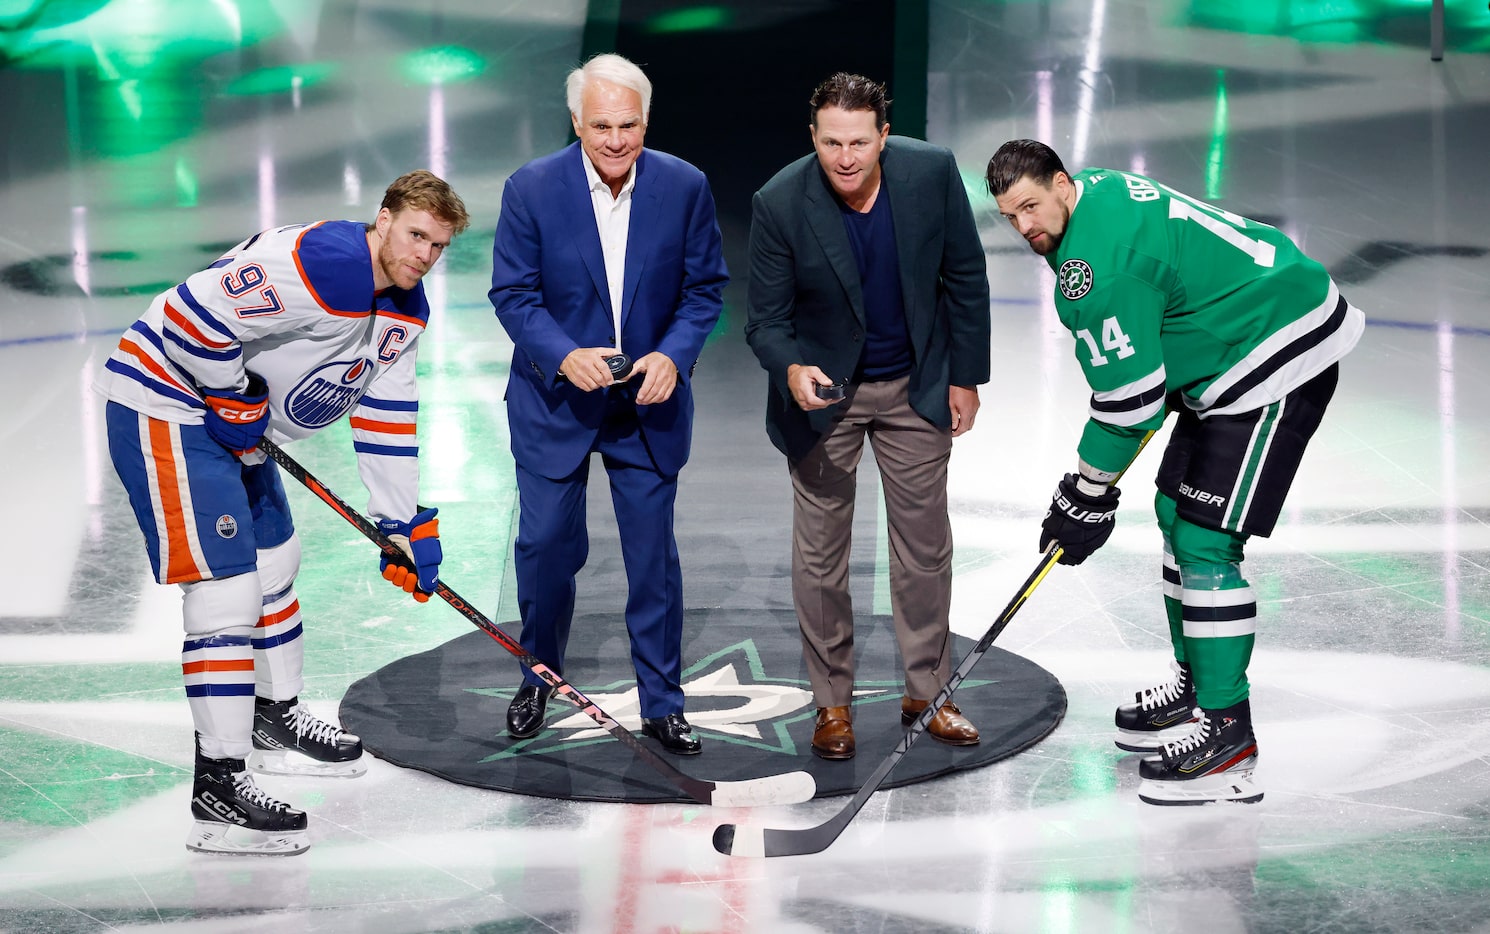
[97,170,470,855]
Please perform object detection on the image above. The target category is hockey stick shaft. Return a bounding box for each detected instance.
[714,429,1158,855]
[258,438,814,808]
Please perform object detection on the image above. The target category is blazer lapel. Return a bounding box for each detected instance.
[562,144,612,316]
[804,168,865,325]
[882,143,922,321]
[621,150,659,327]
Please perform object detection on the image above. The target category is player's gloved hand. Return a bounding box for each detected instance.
[1040,473,1121,566]
[377,507,442,602]
[202,372,270,455]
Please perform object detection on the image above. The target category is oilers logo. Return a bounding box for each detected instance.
[215,515,238,539]
[286,358,373,429]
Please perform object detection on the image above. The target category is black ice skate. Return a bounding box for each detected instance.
[186,746,309,856]
[1136,699,1264,805]
[1114,660,1199,752]
[250,696,367,778]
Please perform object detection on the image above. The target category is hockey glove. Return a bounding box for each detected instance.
[1040,473,1121,566]
[203,372,270,455]
[377,507,442,602]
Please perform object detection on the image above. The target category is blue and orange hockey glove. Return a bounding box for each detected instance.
[202,372,270,455]
[376,507,442,602]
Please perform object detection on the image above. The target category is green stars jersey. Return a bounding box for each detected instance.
[1049,168,1364,474]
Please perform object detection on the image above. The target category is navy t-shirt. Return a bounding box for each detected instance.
[839,183,912,382]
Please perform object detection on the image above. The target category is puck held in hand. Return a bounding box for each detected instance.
[606,353,633,381]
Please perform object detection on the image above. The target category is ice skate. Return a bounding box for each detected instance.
[187,748,309,855]
[249,696,367,778]
[1136,700,1264,805]
[1114,660,1199,752]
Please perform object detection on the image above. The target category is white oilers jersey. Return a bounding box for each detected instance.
[95,220,429,523]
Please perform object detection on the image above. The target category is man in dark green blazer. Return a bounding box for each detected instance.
[745,73,991,760]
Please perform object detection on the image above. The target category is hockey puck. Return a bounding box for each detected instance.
[814,381,846,401]
[606,353,633,381]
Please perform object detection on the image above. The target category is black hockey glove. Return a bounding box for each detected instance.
[1040,473,1120,566]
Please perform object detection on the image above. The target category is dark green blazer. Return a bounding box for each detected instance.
[744,136,991,461]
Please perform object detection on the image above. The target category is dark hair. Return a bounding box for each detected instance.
[984,139,1069,197]
[809,72,890,129]
[379,169,470,235]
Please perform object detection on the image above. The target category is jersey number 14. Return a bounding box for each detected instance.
[1129,174,1277,268]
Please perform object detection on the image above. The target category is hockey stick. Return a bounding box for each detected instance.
[714,431,1158,856]
[712,542,1061,856]
[257,437,816,808]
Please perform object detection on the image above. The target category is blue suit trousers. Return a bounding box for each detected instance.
[513,388,685,717]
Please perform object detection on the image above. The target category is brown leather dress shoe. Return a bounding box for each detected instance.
[811,705,855,759]
[901,696,980,746]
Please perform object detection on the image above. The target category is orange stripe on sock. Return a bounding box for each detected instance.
[258,601,301,627]
[182,659,256,675]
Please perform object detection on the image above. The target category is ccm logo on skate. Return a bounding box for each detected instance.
[1178,482,1227,507]
[196,791,247,825]
[1053,492,1116,523]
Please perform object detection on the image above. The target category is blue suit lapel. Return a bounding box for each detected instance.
[621,149,659,328]
[804,167,865,325]
[561,145,612,316]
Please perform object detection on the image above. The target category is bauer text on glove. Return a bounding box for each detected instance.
[1040,473,1120,566]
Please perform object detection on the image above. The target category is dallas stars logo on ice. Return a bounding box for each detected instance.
[470,638,946,759]
[1058,258,1093,300]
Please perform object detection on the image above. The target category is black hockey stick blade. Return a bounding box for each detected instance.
[714,544,1063,856]
[258,438,815,809]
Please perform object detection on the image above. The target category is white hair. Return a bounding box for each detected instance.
[565,53,652,122]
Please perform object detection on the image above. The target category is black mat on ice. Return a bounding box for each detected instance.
[340,607,1066,803]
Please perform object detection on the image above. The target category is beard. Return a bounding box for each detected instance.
[1029,230,1063,255]
[377,240,424,290]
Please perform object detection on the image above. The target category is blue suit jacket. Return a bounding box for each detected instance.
[490,143,729,478]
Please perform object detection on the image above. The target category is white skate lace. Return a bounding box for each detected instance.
[1161,710,1212,756]
[288,703,347,745]
[232,771,293,813]
[1138,661,1190,711]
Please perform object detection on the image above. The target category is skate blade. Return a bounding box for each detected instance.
[248,748,368,779]
[1114,720,1199,753]
[1137,771,1264,806]
[185,820,310,856]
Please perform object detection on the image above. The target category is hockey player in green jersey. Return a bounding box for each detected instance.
[985,139,1364,805]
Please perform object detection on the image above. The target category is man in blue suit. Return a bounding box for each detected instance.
[489,53,728,754]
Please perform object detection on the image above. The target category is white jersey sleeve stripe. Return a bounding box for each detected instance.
[1089,365,1167,427]
[116,336,201,401]
[163,300,235,350]
[173,283,239,341]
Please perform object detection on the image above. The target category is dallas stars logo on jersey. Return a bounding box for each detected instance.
[1058,259,1093,300]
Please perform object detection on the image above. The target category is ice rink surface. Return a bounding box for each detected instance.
[1,2,1488,931]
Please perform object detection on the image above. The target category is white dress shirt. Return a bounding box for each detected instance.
[581,151,636,352]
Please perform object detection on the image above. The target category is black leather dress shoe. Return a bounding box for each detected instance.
[640,712,702,755]
[506,684,553,739]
